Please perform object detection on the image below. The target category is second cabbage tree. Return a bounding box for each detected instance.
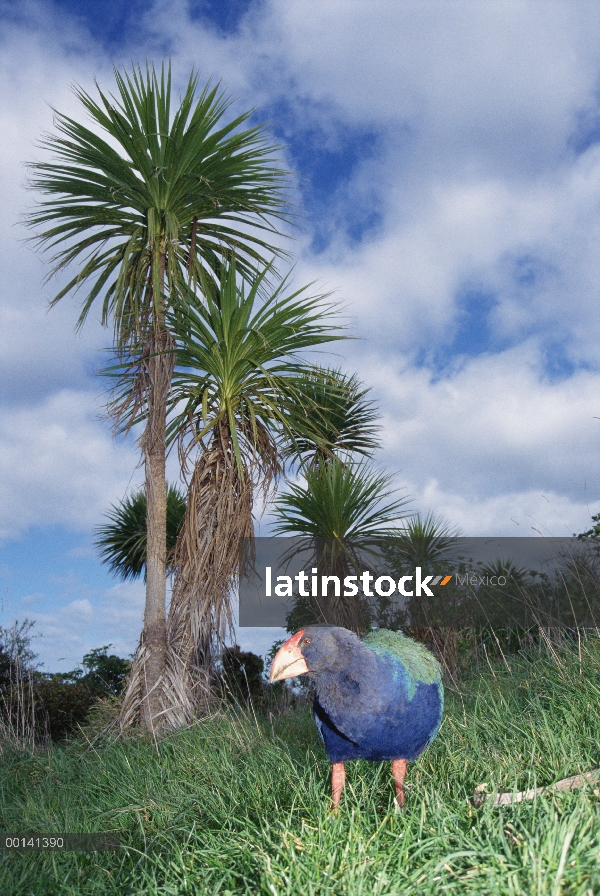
[122,260,345,726]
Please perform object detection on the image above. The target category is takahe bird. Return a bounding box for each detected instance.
[270,626,443,809]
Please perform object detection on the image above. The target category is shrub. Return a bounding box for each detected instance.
[32,677,93,741]
[221,646,264,701]
[34,645,131,741]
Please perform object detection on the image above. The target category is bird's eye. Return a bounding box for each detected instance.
[303,637,311,645]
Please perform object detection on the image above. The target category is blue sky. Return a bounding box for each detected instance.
[3,0,600,670]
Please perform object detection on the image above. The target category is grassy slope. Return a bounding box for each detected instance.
[1,640,600,895]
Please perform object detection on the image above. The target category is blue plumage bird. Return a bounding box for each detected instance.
[270,626,443,808]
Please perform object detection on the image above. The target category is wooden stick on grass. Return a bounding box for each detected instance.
[473,769,600,807]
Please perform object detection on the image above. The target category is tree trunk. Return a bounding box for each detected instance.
[118,252,172,734]
[140,345,168,731]
[314,540,364,633]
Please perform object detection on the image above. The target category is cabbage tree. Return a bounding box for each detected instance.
[28,63,290,730]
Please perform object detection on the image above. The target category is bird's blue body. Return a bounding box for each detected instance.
[304,627,443,764]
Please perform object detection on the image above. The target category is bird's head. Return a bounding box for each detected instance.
[269,626,358,682]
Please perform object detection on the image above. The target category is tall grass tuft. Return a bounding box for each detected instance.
[0,621,46,754]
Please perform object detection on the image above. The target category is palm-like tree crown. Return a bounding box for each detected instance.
[273,457,409,542]
[281,367,380,467]
[168,261,344,481]
[28,63,291,347]
[387,512,460,569]
[95,485,187,581]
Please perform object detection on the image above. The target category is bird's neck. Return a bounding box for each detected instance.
[313,642,382,709]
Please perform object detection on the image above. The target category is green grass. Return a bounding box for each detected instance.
[1,638,600,895]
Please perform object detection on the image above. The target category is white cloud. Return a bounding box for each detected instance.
[14,579,145,670]
[365,345,600,533]
[0,389,142,542]
[410,482,592,539]
[0,8,125,410]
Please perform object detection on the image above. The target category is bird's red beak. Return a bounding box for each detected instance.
[269,630,310,682]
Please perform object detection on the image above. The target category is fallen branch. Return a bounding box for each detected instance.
[473,769,600,807]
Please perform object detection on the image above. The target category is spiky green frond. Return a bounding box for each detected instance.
[94,484,187,581]
[27,62,292,347]
[274,459,411,632]
[273,457,410,541]
[387,512,460,568]
[281,367,380,465]
[161,259,345,478]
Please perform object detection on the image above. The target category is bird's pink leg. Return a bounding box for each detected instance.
[392,759,407,808]
[331,762,346,811]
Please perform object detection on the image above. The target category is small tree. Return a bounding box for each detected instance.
[273,366,408,631]
[273,458,410,631]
